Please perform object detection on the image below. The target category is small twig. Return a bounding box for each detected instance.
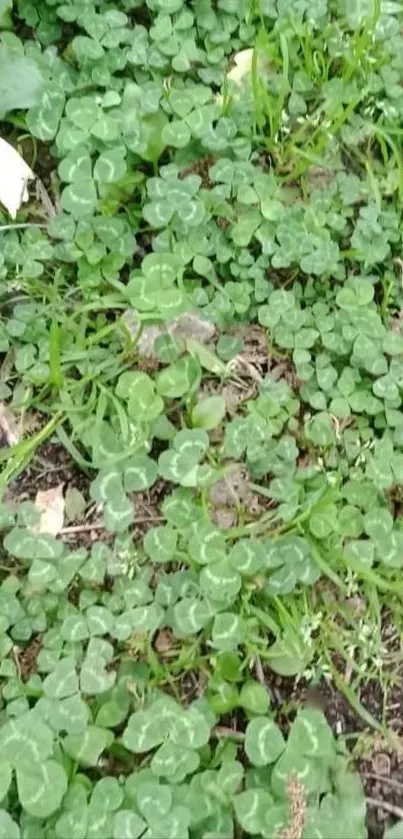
[366,797,403,819]
[12,646,21,680]
[231,355,262,382]
[36,178,57,218]
[255,655,266,685]
[60,522,105,534]
[0,223,48,232]
[213,726,245,742]
[363,773,403,793]
[60,516,164,535]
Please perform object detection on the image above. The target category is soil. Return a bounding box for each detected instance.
[16,634,43,681]
[8,439,92,500]
[179,155,217,188]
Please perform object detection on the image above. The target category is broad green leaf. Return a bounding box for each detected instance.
[309,504,337,539]
[61,613,89,642]
[65,96,100,130]
[130,603,164,632]
[191,395,226,430]
[162,119,191,148]
[200,560,241,604]
[228,540,264,575]
[4,528,63,561]
[186,338,227,375]
[375,531,403,567]
[245,717,285,766]
[364,507,393,541]
[91,777,123,812]
[124,455,158,492]
[271,744,322,798]
[234,789,273,834]
[120,373,164,422]
[305,412,335,446]
[212,613,243,651]
[43,657,78,699]
[142,252,182,284]
[47,694,89,734]
[156,357,200,399]
[0,762,12,801]
[56,806,88,839]
[30,90,69,142]
[143,525,178,563]
[123,710,164,753]
[103,494,134,533]
[96,691,131,728]
[17,760,67,817]
[0,811,20,839]
[0,713,53,768]
[80,638,116,694]
[86,808,113,839]
[146,806,191,838]
[59,147,92,182]
[0,47,43,118]
[137,781,172,822]
[86,605,115,636]
[239,681,270,715]
[287,708,334,758]
[61,179,97,218]
[94,149,127,184]
[63,726,112,766]
[266,631,312,676]
[173,597,212,635]
[385,823,403,839]
[113,811,146,839]
[151,743,199,782]
[91,114,120,142]
[170,707,211,749]
[188,523,227,565]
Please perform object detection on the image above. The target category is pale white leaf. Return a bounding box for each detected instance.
[227,49,254,85]
[0,402,19,446]
[0,137,35,219]
[123,311,215,358]
[33,485,65,536]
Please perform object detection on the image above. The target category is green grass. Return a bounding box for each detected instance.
[0,0,402,835]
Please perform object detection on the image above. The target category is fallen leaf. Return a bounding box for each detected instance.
[227,48,254,85]
[0,402,19,446]
[211,509,236,529]
[123,310,215,358]
[372,752,391,776]
[0,137,35,218]
[154,629,176,654]
[33,485,65,536]
[64,486,86,522]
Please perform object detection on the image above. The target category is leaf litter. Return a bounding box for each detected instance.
[32,484,65,535]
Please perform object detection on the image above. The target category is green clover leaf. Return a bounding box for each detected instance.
[244,717,285,766]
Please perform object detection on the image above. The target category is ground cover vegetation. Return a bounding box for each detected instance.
[0,0,403,836]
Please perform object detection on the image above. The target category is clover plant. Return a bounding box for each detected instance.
[0,0,403,834]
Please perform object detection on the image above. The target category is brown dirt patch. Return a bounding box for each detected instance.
[179,155,217,188]
[8,440,91,501]
[16,634,43,681]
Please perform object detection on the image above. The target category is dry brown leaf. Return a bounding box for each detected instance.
[0,137,35,218]
[123,310,215,358]
[0,402,19,446]
[33,484,65,536]
[154,629,176,654]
